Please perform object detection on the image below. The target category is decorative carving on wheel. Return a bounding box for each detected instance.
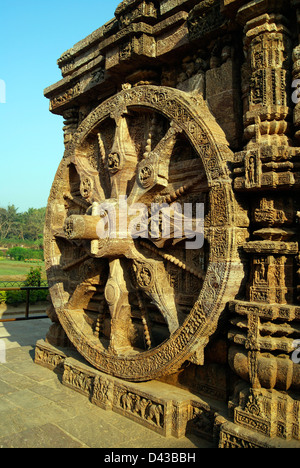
[44,85,243,381]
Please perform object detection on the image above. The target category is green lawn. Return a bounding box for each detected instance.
[0,260,46,281]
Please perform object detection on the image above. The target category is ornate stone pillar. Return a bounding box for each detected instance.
[237,0,292,147]
[291,0,300,142]
[227,0,300,443]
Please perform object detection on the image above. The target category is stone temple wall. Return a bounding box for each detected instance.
[36,0,300,448]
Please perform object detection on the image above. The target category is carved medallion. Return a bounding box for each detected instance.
[44,85,242,381]
[138,164,154,188]
[107,152,121,174]
[80,177,93,199]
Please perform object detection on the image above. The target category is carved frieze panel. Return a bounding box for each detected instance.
[188,0,228,42]
[232,388,300,441]
[115,0,158,28]
[49,64,106,113]
[233,146,300,192]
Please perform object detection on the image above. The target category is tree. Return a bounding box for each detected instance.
[7,247,26,261]
[0,205,20,239]
[22,207,46,241]
[0,206,46,243]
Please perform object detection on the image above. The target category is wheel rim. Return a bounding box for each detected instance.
[44,85,240,381]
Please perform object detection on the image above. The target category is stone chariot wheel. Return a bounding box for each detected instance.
[44,85,242,382]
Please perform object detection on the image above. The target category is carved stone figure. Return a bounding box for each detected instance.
[148,403,164,428]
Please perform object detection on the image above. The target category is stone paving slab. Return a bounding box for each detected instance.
[0,318,212,449]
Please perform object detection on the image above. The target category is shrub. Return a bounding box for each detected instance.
[28,289,48,304]
[0,267,47,306]
[0,291,7,304]
[25,267,42,287]
[7,247,44,261]
[6,290,26,305]
[5,288,48,306]
[3,268,47,305]
[7,247,26,261]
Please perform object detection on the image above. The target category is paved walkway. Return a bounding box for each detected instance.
[0,318,211,449]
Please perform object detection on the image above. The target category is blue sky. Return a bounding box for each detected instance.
[0,0,120,212]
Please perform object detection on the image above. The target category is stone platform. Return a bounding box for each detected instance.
[35,339,227,443]
[0,318,208,448]
[35,339,300,448]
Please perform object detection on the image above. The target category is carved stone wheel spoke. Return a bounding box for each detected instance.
[45,85,242,381]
